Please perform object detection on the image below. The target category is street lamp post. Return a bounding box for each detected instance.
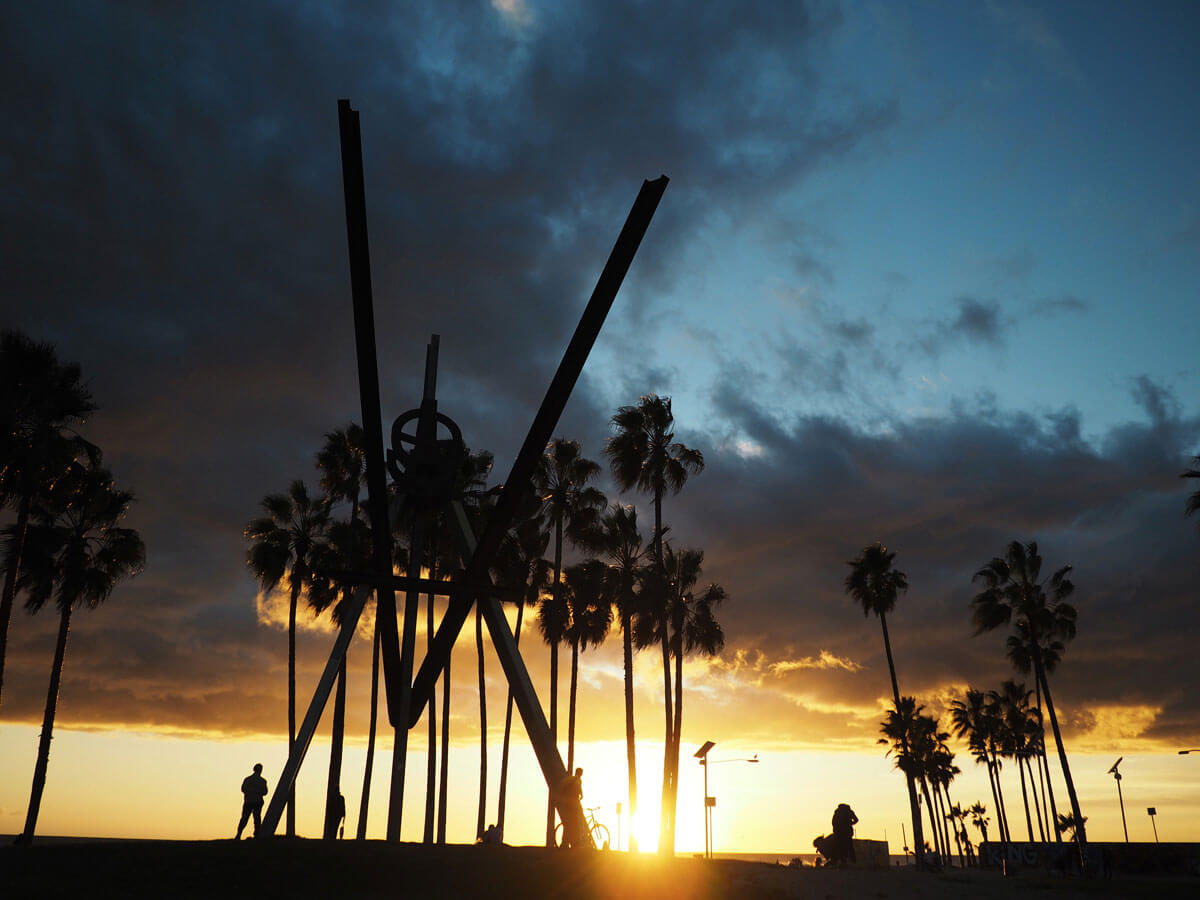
[1107,758,1128,842]
[694,742,715,858]
[695,741,759,860]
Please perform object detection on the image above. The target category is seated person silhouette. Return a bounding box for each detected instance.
[236,763,269,839]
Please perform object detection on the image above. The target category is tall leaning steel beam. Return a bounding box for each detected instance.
[408,175,668,725]
[338,99,403,728]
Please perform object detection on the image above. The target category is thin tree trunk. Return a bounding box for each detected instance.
[919,777,941,859]
[1017,753,1034,842]
[991,750,1011,844]
[1034,682,1061,841]
[546,640,559,845]
[288,584,298,837]
[654,487,673,855]
[547,518,563,847]
[324,654,348,839]
[423,570,437,844]
[497,600,525,836]
[985,758,1005,846]
[1029,756,1047,842]
[475,604,487,841]
[437,648,450,844]
[568,638,579,774]
[0,492,31,709]
[1032,639,1087,864]
[668,626,684,855]
[878,612,925,867]
[622,610,639,853]
[658,623,673,853]
[356,616,380,840]
[19,604,71,843]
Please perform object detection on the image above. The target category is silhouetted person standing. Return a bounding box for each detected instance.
[831,802,858,865]
[236,763,269,839]
[556,767,585,848]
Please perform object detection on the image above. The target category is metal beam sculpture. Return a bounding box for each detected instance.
[259,97,667,841]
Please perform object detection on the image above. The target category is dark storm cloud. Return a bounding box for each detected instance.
[1,1,892,734]
[917,297,1006,356]
[664,375,1200,744]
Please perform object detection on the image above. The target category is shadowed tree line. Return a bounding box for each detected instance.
[1,331,146,844]
[242,393,726,852]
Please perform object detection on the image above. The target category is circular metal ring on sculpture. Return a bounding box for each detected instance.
[388,409,464,471]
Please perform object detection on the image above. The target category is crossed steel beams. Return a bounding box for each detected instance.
[258,98,667,840]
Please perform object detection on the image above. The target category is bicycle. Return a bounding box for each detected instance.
[554,805,611,849]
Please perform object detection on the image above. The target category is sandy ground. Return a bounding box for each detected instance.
[2,838,1196,899]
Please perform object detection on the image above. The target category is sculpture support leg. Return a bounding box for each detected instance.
[260,587,371,838]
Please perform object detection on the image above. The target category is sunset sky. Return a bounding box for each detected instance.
[3,1,1199,853]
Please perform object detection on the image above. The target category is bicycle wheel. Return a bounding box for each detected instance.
[590,823,611,850]
[553,820,565,847]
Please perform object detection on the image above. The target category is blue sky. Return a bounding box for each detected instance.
[2,0,1199,845]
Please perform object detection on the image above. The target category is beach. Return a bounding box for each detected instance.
[3,838,1197,900]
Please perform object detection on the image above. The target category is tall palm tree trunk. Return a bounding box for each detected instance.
[19,605,71,843]
[568,638,580,773]
[288,585,299,837]
[356,618,380,839]
[668,628,685,854]
[1017,754,1035,842]
[424,575,437,844]
[437,650,450,843]
[1026,757,1047,842]
[547,519,563,847]
[475,605,487,840]
[1032,643,1087,861]
[497,601,525,836]
[878,612,925,866]
[985,759,1005,845]
[658,625,673,852]
[918,776,941,858]
[0,493,32,708]
[936,785,953,862]
[546,640,559,845]
[990,750,1011,843]
[653,487,674,855]
[1034,682,1061,841]
[324,655,348,839]
[622,612,639,852]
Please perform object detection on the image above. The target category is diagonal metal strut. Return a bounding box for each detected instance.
[407,174,668,727]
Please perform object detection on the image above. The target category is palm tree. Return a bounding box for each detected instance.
[0,331,96,709]
[972,541,1087,859]
[563,559,613,777]
[493,501,552,838]
[879,697,942,859]
[534,438,605,844]
[309,516,370,840]
[14,462,144,843]
[605,395,703,853]
[950,687,1011,844]
[661,543,726,844]
[1055,812,1087,842]
[989,681,1039,843]
[1182,455,1200,522]
[969,802,990,845]
[1006,619,1064,840]
[244,479,330,836]
[315,425,372,840]
[594,503,651,851]
[845,543,925,866]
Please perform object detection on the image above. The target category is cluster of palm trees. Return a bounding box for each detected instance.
[244,393,727,852]
[846,539,1087,867]
[1,331,146,844]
